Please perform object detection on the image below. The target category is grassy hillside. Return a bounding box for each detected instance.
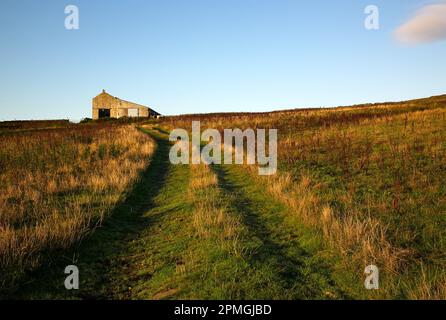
[1,94,445,299]
[157,94,446,298]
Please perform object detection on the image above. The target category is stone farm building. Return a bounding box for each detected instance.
[92,90,161,120]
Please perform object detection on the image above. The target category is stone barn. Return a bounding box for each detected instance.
[92,90,161,120]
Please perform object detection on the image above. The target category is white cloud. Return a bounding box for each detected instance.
[395,3,446,44]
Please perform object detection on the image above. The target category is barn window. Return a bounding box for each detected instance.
[128,109,139,117]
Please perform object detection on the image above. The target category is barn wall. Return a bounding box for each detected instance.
[139,108,149,117]
[92,92,120,120]
[92,92,155,120]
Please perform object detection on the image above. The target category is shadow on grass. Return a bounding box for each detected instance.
[6,129,171,299]
[211,164,341,299]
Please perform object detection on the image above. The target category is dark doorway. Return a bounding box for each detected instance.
[99,108,111,119]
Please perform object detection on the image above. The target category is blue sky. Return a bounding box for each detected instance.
[0,0,445,120]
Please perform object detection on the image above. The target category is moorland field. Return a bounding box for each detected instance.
[1,94,445,299]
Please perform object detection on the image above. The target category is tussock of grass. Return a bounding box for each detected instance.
[188,164,243,256]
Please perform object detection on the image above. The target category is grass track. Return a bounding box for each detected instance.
[11,128,345,299]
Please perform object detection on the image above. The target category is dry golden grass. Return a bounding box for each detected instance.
[406,269,446,300]
[188,164,243,256]
[0,124,155,288]
[247,168,407,275]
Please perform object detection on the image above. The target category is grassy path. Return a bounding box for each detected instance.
[99,129,344,299]
[14,128,343,299]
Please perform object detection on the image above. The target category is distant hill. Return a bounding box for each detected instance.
[163,93,446,120]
